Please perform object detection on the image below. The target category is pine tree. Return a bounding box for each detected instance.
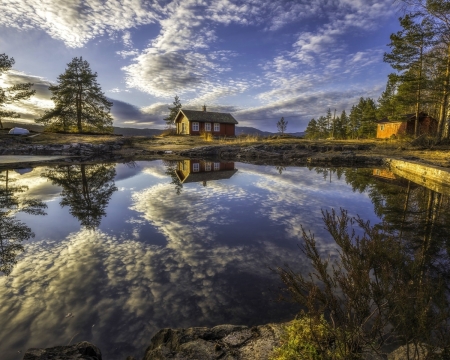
[384,14,434,136]
[164,95,182,129]
[339,110,349,139]
[0,53,35,129]
[316,116,329,139]
[277,116,288,134]
[36,57,113,133]
[305,118,319,139]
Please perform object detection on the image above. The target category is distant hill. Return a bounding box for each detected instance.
[2,121,304,137]
[235,126,274,136]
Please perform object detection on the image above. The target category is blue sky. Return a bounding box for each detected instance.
[0,0,403,131]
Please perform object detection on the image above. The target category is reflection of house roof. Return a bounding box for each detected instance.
[176,169,238,183]
[180,110,238,124]
[377,113,432,124]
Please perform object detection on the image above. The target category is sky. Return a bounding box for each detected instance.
[0,0,405,132]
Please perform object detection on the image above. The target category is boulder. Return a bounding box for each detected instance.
[9,127,30,135]
[143,323,285,360]
[22,341,102,360]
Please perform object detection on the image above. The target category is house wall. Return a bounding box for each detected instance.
[188,122,235,136]
[176,115,190,135]
[189,160,235,172]
[377,122,407,139]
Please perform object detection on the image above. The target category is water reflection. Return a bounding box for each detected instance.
[42,164,117,230]
[1,162,450,359]
[0,169,47,275]
[175,160,237,186]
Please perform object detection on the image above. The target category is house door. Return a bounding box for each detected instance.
[182,123,186,134]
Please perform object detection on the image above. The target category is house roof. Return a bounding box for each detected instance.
[376,113,432,124]
[177,109,238,124]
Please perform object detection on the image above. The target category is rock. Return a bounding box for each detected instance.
[22,341,102,360]
[143,323,284,360]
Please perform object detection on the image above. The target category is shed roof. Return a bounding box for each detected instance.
[177,109,238,124]
[376,113,431,124]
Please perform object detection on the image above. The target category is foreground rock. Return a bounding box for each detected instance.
[23,341,102,360]
[143,323,285,360]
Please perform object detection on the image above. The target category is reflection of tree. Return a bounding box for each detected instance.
[275,166,286,175]
[0,170,47,275]
[163,161,183,195]
[43,164,117,230]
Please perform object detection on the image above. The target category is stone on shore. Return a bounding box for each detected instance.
[143,323,285,360]
[22,341,102,360]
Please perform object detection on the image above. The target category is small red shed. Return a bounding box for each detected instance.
[376,113,437,139]
[175,106,238,136]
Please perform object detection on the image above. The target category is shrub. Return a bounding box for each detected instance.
[200,130,213,141]
[271,313,346,360]
[274,209,450,359]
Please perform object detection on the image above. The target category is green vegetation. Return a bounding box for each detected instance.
[277,117,288,134]
[271,314,346,360]
[164,95,182,130]
[35,57,113,134]
[0,53,35,130]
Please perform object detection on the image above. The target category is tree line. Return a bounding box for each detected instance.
[306,0,450,141]
[0,54,113,133]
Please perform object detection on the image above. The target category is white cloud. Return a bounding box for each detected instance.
[0,0,161,48]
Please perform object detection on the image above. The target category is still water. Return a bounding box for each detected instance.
[1,160,449,359]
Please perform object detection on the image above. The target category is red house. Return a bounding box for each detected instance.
[175,106,238,136]
[376,113,437,139]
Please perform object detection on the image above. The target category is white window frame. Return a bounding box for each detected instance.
[214,162,220,171]
[193,163,200,172]
[214,123,220,132]
[205,122,211,132]
[380,125,384,131]
[205,162,212,171]
[192,122,199,131]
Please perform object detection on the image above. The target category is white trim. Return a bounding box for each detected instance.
[205,122,211,131]
[192,122,199,131]
[205,162,212,171]
[214,162,220,170]
[193,163,200,172]
[214,123,220,132]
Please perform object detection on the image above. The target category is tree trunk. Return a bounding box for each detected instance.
[414,47,423,138]
[77,92,82,133]
[437,44,450,140]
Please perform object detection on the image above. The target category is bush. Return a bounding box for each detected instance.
[200,130,213,141]
[274,209,450,359]
[271,313,346,360]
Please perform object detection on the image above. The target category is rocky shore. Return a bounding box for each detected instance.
[22,323,285,360]
[0,139,388,168]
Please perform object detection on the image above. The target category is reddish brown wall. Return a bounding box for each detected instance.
[189,122,235,136]
[190,161,235,172]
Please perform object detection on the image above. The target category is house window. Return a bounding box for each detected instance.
[192,122,199,131]
[380,125,385,131]
[193,163,200,172]
[214,123,220,132]
[205,162,212,171]
[205,123,211,131]
[214,162,220,171]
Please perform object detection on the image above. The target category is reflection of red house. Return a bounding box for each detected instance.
[376,113,437,139]
[175,106,238,136]
[176,160,237,185]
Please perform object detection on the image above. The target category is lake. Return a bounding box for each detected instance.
[1,160,449,359]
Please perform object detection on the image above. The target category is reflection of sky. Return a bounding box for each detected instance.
[1,161,379,360]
